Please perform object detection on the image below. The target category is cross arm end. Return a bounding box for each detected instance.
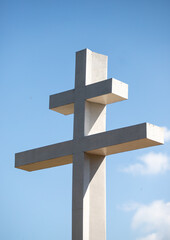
[84,123,164,156]
[86,78,128,105]
[49,89,75,115]
[15,140,73,171]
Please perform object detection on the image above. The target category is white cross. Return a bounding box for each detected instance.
[15,49,164,240]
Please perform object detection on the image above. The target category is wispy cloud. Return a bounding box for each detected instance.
[137,233,160,240]
[131,200,170,240]
[120,201,141,212]
[121,200,170,240]
[162,127,170,142]
[122,152,170,175]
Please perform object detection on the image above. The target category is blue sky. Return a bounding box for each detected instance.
[1,0,170,239]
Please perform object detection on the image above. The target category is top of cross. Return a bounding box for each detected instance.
[50,49,128,116]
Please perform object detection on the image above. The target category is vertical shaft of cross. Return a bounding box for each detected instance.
[72,49,108,240]
[72,49,87,239]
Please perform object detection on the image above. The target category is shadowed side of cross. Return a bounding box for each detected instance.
[15,49,164,240]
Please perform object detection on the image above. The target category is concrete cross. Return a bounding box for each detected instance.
[15,49,164,240]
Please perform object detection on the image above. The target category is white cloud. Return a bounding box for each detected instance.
[137,233,159,240]
[120,201,141,212]
[131,200,170,240]
[162,127,170,142]
[122,152,170,175]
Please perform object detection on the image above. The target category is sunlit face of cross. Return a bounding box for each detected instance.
[15,49,164,240]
